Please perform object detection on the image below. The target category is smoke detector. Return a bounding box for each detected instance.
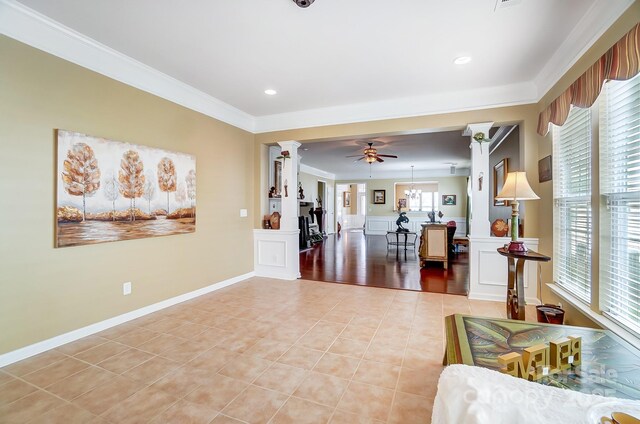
[494,0,522,10]
[293,0,315,8]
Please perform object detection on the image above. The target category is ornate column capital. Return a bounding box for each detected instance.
[464,122,494,148]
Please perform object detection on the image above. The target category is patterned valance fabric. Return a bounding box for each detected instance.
[537,22,640,136]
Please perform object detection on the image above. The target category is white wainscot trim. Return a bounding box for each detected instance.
[468,237,540,305]
[253,229,300,280]
[0,271,255,367]
[365,215,466,236]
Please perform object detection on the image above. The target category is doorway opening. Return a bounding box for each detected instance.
[336,183,366,232]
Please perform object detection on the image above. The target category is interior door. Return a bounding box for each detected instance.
[326,183,335,234]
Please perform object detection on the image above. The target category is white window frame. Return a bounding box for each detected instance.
[549,73,640,346]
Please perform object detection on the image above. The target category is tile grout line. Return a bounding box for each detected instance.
[264,294,354,423]
[326,292,396,423]
[3,280,453,423]
[386,294,421,423]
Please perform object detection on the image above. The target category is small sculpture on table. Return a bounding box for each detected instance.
[427,210,444,223]
[427,210,436,223]
[269,186,276,198]
[396,212,409,232]
[298,182,305,199]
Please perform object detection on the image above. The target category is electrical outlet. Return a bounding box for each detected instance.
[240,209,248,217]
[123,282,132,296]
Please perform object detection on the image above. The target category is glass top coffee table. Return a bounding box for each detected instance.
[444,314,640,400]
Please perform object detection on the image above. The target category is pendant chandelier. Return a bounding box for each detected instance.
[404,166,422,199]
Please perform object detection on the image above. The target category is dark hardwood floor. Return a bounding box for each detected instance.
[299,231,469,295]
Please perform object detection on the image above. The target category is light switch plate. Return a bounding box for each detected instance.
[240,209,248,217]
[123,282,132,296]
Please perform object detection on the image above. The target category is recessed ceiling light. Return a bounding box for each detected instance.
[454,56,472,65]
[264,89,277,96]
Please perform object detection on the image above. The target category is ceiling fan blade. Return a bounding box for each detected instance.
[353,157,365,162]
[377,154,398,158]
[345,155,364,158]
[376,157,385,163]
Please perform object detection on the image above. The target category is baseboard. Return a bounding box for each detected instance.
[468,291,540,306]
[0,272,255,367]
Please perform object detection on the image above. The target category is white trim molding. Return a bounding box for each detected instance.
[0,0,634,134]
[468,237,541,306]
[299,164,336,181]
[548,283,640,351]
[0,0,255,133]
[534,0,635,101]
[365,215,466,237]
[0,272,255,367]
[254,83,538,133]
[254,229,300,280]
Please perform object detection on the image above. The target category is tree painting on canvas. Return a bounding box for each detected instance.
[56,130,196,247]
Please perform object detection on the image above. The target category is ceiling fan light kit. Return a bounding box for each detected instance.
[346,142,398,164]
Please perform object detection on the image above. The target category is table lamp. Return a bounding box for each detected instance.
[495,171,539,253]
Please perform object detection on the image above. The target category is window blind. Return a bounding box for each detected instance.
[553,106,593,303]
[599,73,640,332]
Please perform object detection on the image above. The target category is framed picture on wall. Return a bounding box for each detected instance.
[343,191,351,207]
[442,195,456,206]
[398,198,407,210]
[274,160,282,196]
[373,189,386,204]
[493,158,509,206]
[538,155,552,182]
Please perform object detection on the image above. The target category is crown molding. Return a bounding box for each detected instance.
[0,0,255,132]
[533,0,634,103]
[334,167,471,181]
[299,164,336,181]
[1,0,633,135]
[253,82,538,133]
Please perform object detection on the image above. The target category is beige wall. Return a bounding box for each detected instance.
[298,171,334,206]
[490,127,521,225]
[0,36,256,354]
[534,3,640,328]
[349,184,358,215]
[364,177,467,217]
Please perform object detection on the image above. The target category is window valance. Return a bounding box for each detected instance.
[537,22,640,136]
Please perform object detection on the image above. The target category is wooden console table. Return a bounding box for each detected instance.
[419,223,448,269]
[497,247,550,320]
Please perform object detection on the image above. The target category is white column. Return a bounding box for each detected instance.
[277,141,301,231]
[464,122,494,237]
[252,140,300,280]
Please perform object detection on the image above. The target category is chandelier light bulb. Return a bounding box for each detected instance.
[404,165,422,199]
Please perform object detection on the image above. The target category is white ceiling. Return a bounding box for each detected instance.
[299,131,472,180]
[3,0,633,132]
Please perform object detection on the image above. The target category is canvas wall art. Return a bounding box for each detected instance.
[56,130,196,247]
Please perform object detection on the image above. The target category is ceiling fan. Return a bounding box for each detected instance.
[346,142,398,163]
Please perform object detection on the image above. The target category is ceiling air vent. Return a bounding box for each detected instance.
[494,0,522,10]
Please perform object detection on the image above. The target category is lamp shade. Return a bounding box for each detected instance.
[495,171,540,201]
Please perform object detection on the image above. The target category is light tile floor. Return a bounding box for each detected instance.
[0,278,536,423]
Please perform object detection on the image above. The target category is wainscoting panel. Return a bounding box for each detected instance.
[257,240,286,268]
[365,215,466,236]
[469,237,539,304]
[253,229,300,280]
